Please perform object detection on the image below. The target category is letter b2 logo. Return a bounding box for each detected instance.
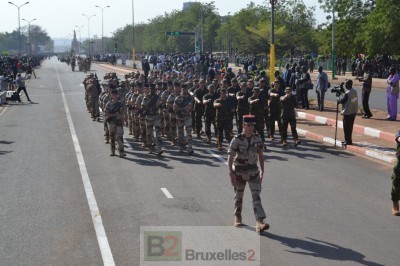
[144,231,182,261]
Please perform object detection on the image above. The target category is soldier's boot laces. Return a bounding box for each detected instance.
[256,218,269,234]
[392,201,400,216]
[234,214,242,227]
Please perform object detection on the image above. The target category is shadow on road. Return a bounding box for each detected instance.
[264,233,383,266]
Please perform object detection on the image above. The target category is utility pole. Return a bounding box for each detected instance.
[22,18,36,54]
[95,5,110,54]
[8,1,30,55]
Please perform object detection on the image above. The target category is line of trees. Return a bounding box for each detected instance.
[83,0,398,59]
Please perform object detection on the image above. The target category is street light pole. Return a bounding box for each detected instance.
[8,1,30,56]
[131,0,136,68]
[75,25,84,54]
[22,18,36,54]
[82,14,96,57]
[269,0,278,83]
[95,5,110,54]
[331,3,336,80]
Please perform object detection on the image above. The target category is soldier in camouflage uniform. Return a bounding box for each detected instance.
[391,131,400,216]
[105,90,126,157]
[203,84,219,144]
[166,82,181,146]
[280,87,301,147]
[227,114,269,234]
[214,88,235,151]
[142,84,163,155]
[137,83,149,148]
[99,84,111,143]
[132,82,143,142]
[88,77,101,121]
[160,81,173,141]
[126,83,135,135]
[193,79,208,139]
[174,83,194,155]
[248,87,265,143]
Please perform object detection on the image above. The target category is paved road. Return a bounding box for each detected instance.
[1,57,399,265]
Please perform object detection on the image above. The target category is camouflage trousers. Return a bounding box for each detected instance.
[163,111,171,139]
[392,168,400,201]
[281,116,298,141]
[159,110,165,136]
[103,112,109,142]
[127,108,134,134]
[133,112,140,140]
[233,173,266,220]
[139,116,147,145]
[146,115,162,153]
[90,98,99,118]
[169,112,177,142]
[177,116,193,152]
[108,123,124,153]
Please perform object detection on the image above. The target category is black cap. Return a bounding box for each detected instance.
[150,83,156,89]
[111,90,118,95]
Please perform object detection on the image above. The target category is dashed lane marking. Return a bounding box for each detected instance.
[205,149,227,165]
[161,188,174,199]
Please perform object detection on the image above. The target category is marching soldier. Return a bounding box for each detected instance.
[126,83,135,135]
[137,83,150,148]
[105,90,126,157]
[142,84,163,155]
[203,84,219,144]
[99,84,111,143]
[132,82,143,142]
[214,88,235,151]
[228,114,269,234]
[236,81,251,135]
[280,87,301,147]
[160,81,174,141]
[248,87,265,143]
[166,82,181,146]
[174,83,194,155]
[193,79,208,139]
[268,81,283,141]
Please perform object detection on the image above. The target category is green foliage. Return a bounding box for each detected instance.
[2,51,10,56]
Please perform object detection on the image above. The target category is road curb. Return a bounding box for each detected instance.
[297,111,395,142]
[297,127,396,164]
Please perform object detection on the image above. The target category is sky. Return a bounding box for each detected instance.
[1,0,327,39]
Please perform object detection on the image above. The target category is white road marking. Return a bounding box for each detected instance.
[55,64,115,266]
[161,188,174,199]
[206,149,227,164]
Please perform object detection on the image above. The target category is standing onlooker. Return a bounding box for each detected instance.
[357,64,373,118]
[14,73,31,102]
[386,67,399,121]
[315,66,329,112]
[282,63,292,87]
[339,80,358,145]
[297,66,311,110]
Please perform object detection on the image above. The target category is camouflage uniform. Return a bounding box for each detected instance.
[99,88,111,143]
[160,84,173,140]
[174,88,194,154]
[166,91,178,145]
[203,87,219,143]
[142,87,163,155]
[228,116,268,233]
[135,87,147,146]
[214,91,235,150]
[105,96,125,157]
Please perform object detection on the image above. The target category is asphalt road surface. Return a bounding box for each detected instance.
[0,57,399,265]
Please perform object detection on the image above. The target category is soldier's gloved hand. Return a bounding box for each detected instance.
[229,172,236,187]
